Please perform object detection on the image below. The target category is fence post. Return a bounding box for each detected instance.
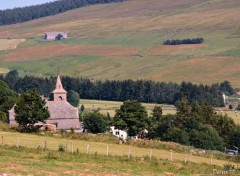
[16,138,19,148]
[184,153,188,163]
[189,152,192,163]
[210,155,213,165]
[44,140,47,149]
[66,141,68,151]
[1,136,3,145]
[86,145,89,155]
[71,142,74,154]
[128,147,131,158]
[169,150,173,161]
[106,145,109,156]
[150,149,153,160]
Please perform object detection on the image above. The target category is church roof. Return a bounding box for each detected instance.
[46,101,80,129]
[52,75,67,94]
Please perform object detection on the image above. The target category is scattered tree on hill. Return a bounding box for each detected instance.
[80,104,85,112]
[163,38,204,45]
[67,90,80,107]
[14,89,50,132]
[114,100,148,136]
[220,81,234,95]
[152,105,162,122]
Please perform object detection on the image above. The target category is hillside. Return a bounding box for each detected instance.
[0,0,240,86]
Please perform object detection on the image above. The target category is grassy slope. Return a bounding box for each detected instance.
[0,145,222,176]
[0,130,238,175]
[0,0,240,86]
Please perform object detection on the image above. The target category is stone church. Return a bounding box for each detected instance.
[9,75,81,130]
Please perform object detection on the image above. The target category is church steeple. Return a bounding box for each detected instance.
[52,75,67,102]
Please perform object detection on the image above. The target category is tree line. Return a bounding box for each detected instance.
[163,38,204,45]
[0,70,234,107]
[83,99,240,151]
[0,0,126,25]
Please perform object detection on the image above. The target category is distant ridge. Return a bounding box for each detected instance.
[0,0,126,25]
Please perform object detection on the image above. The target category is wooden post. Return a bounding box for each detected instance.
[210,155,213,165]
[184,153,188,163]
[1,136,3,145]
[44,140,47,149]
[106,145,109,156]
[128,147,131,158]
[16,138,19,148]
[150,149,153,160]
[71,142,74,154]
[189,152,192,163]
[86,145,89,155]
[169,150,173,161]
[66,141,68,151]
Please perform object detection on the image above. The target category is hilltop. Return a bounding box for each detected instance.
[0,0,240,86]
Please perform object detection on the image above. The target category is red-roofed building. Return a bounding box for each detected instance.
[9,75,80,130]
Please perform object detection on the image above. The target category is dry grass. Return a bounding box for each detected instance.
[216,110,240,124]
[0,0,240,86]
[3,44,139,62]
[0,39,25,50]
[0,68,9,74]
[81,99,240,124]
[148,44,207,56]
[0,131,237,167]
[81,99,176,116]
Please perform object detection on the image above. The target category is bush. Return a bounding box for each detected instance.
[189,125,224,150]
[58,144,65,152]
[163,38,204,45]
[83,111,107,134]
[163,127,190,145]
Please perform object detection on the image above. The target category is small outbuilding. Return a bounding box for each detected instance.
[45,32,68,40]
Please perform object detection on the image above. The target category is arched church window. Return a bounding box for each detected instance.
[58,96,63,101]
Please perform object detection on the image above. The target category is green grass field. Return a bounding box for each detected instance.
[0,0,240,86]
[81,99,240,124]
[0,130,238,175]
[0,145,224,176]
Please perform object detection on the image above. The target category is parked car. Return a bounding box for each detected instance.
[225,146,238,156]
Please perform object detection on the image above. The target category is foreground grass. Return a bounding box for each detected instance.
[0,130,238,168]
[0,145,223,176]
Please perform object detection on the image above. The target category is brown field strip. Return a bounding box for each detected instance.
[148,44,207,56]
[2,44,140,62]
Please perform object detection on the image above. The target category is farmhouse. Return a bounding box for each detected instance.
[9,75,81,130]
[45,32,68,40]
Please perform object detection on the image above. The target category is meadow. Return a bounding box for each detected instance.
[0,145,224,176]
[0,130,239,176]
[0,0,240,86]
[81,99,240,124]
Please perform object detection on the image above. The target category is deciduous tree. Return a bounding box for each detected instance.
[14,89,50,132]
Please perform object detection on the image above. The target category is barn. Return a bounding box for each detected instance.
[45,32,68,40]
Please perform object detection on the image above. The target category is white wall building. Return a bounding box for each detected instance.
[110,126,127,140]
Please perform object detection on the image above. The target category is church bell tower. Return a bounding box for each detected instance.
[52,75,67,102]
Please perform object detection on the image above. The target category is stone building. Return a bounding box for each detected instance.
[9,75,80,130]
[45,32,68,40]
